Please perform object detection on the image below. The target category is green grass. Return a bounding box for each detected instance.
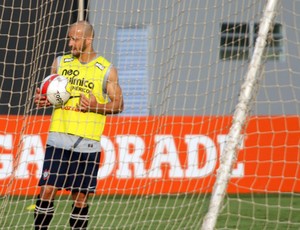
[1,194,300,229]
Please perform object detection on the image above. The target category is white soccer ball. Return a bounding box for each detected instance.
[40,74,70,106]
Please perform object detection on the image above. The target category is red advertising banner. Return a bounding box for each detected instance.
[0,115,299,195]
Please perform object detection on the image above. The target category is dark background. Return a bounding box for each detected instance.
[0,0,89,115]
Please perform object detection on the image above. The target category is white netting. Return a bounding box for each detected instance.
[0,0,299,229]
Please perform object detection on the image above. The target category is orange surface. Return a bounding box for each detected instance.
[0,115,299,195]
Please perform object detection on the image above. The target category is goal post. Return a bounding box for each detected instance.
[201,0,280,229]
[0,0,299,229]
[78,0,85,21]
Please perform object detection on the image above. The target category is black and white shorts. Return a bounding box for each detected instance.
[39,145,101,194]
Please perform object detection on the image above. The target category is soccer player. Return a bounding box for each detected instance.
[34,21,124,229]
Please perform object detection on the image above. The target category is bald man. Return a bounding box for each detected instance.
[34,21,123,229]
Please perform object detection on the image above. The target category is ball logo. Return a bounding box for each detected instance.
[54,90,64,104]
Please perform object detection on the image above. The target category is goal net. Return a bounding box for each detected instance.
[0,0,299,229]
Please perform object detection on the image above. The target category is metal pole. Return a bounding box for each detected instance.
[78,0,84,21]
[201,0,279,229]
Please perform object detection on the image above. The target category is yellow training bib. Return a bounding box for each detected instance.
[49,54,111,141]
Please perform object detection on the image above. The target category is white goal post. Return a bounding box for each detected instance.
[0,0,299,229]
[201,0,280,229]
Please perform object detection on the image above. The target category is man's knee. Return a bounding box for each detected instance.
[40,186,57,200]
[71,192,88,207]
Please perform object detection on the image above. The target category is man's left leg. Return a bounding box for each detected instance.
[68,151,100,229]
[69,192,89,230]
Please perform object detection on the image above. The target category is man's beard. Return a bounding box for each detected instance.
[71,40,87,57]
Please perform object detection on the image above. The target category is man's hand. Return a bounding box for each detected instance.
[34,88,51,108]
[77,93,99,112]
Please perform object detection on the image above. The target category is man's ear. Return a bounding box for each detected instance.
[86,37,93,46]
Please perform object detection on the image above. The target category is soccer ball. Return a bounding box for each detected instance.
[40,74,70,106]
